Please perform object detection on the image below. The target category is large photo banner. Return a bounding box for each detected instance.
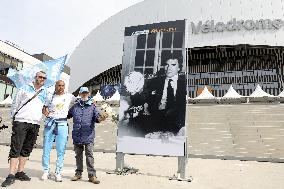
[117,20,187,156]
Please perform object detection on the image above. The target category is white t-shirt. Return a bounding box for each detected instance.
[46,93,77,119]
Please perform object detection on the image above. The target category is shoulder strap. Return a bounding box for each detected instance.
[13,88,43,120]
[46,92,56,107]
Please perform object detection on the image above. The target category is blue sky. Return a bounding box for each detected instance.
[0,0,143,58]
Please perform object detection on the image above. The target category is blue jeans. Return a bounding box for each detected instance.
[42,119,68,174]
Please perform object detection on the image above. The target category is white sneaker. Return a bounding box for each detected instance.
[41,171,50,180]
[55,173,63,182]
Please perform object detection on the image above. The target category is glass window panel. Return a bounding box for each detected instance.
[134,68,143,74]
[173,50,183,66]
[162,32,172,48]
[161,50,172,66]
[147,33,156,48]
[173,32,183,48]
[145,50,155,66]
[6,84,13,94]
[136,34,146,49]
[5,57,11,64]
[17,62,23,70]
[135,51,145,67]
[0,55,4,62]
[144,68,153,75]
[11,60,17,69]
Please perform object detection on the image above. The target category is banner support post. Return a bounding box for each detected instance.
[169,153,192,182]
[115,152,125,171]
[178,155,187,179]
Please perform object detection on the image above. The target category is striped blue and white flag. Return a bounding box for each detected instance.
[7,55,67,88]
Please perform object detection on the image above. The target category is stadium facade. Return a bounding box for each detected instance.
[68,0,284,97]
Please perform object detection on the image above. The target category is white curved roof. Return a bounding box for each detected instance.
[68,0,284,92]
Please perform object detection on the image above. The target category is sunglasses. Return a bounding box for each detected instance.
[37,76,47,80]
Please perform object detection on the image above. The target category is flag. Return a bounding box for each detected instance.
[100,85,116,99]
[113,83,121,94]
[7,55,67,88]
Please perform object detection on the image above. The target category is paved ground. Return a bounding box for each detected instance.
[1,104,284,162]
[0,145,283,189]
[1,105,284,188]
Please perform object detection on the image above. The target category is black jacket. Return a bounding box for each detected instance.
[144,74,186,133]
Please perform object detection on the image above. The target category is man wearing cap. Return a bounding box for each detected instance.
[67,87,108,184]
[2,71,48,187]
[41,80,77,182]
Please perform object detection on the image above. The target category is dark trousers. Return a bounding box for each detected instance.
[9,121,39,158]
[74,143,96,177]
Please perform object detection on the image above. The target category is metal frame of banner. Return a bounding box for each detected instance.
[169,146,192,182]
[116,152,124,170]
[107,152,139,176]
[112,151,192,182]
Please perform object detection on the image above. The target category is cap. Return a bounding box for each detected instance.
[79,87,89,93]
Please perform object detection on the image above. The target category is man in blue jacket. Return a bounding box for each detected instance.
[68,87,107,184]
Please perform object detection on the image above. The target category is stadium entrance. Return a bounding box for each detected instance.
[187,44,284,97]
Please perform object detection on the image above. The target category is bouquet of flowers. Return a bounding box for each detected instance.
[100,103,119,124]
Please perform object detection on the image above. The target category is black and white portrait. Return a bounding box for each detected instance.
[117,20,187,156]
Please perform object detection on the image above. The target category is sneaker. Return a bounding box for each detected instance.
[15,171,31,181]
[88,176,100,184]
[55,174,62,182]
[41,171,51,180]
[71,174,82,181]
[1,174,16,187]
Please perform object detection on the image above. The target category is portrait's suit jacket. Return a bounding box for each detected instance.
[145,73,186,133]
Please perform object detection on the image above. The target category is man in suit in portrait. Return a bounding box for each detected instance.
[144,58,186,135]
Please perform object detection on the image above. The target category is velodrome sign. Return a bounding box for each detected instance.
[191,18,283,34]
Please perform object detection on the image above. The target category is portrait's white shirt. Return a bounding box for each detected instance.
[159,74,178,110]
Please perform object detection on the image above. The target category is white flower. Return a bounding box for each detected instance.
[124,71,145,95]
